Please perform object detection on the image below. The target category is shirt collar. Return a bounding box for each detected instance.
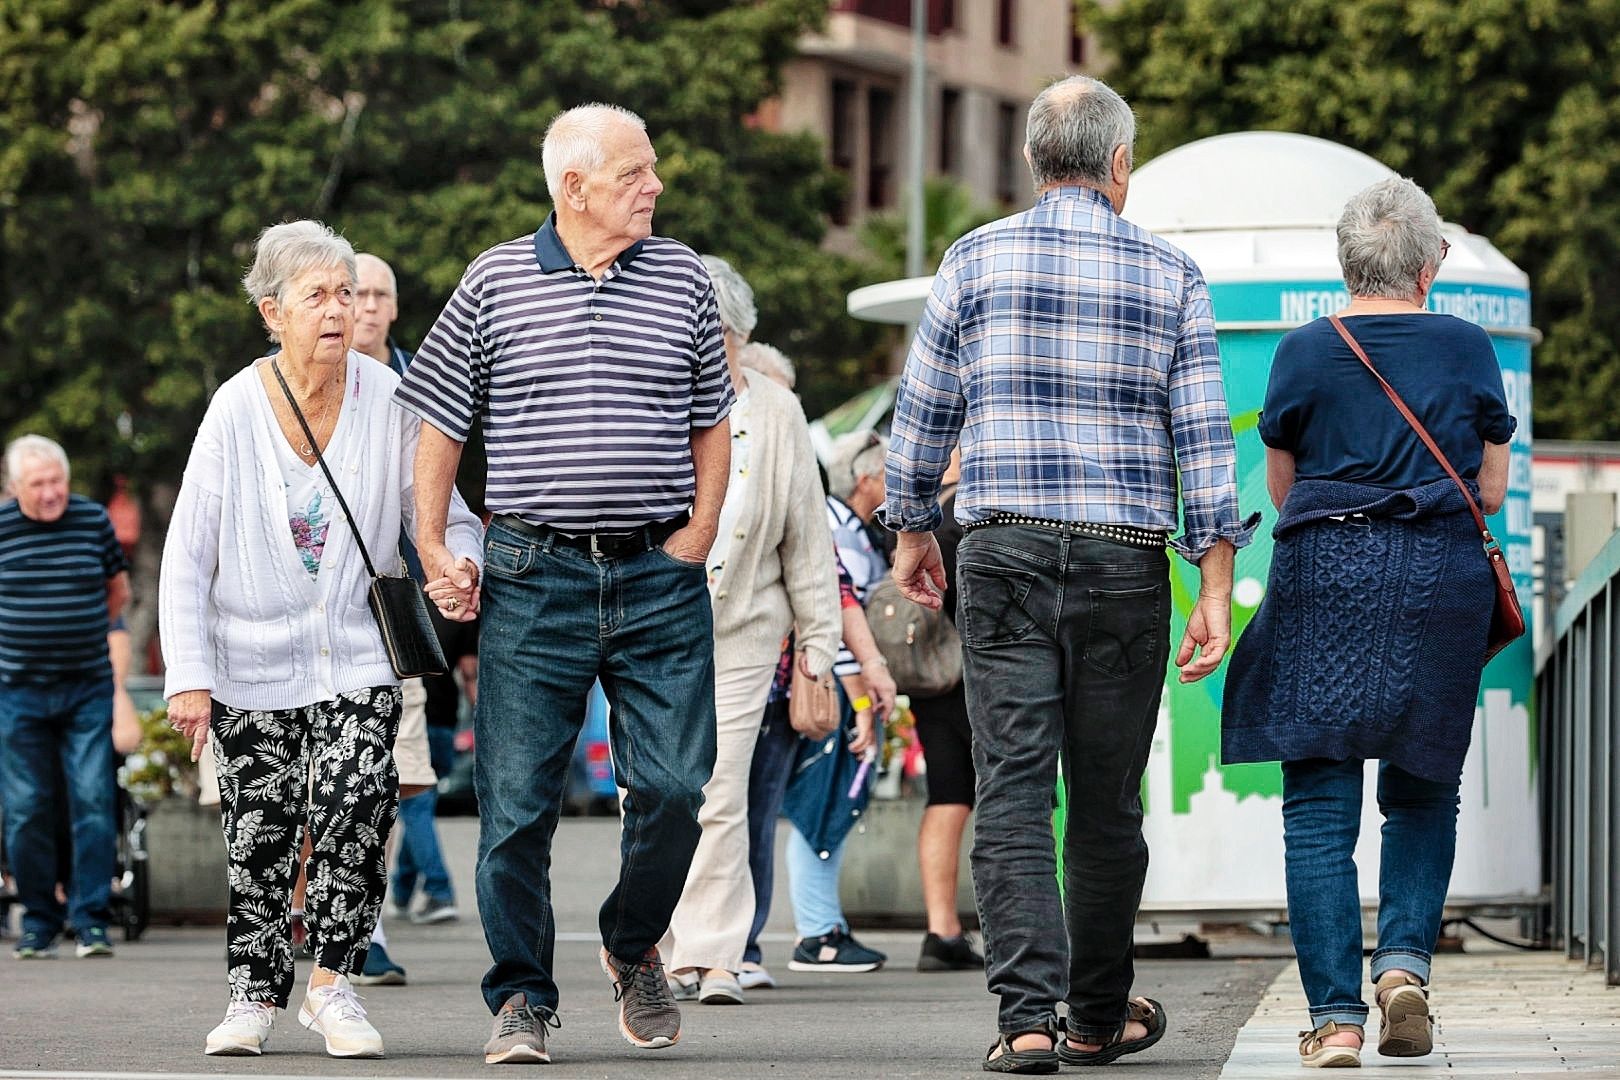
[1037,185,1116,215]
[533,212,646,275]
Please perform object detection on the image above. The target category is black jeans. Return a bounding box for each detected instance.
[957,526,1169,1039]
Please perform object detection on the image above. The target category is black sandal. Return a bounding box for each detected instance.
[1057,997,1168,1067]
[984,1020,1061,1074]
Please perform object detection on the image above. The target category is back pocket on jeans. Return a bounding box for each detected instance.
[958,563,1039,647]
[1083,585,1164,678]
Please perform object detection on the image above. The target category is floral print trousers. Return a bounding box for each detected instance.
[211,685,400,1008]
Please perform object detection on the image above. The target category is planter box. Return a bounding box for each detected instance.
[145,798,228,923]
[838,795,977,927]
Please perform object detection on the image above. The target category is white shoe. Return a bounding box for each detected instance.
[698,970,745,1005]
[298,974,384,1058]
[205,1001,274,1056]
[667,969,699,1001]
[737,962,776,991]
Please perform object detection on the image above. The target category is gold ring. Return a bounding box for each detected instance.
[447,598,460,610]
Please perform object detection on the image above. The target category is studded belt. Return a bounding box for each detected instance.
[964,513,1168,549]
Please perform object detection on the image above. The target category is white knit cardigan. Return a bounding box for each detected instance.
[159,351,483,709]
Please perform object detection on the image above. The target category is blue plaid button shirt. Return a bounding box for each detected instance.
[882,186,1256,562]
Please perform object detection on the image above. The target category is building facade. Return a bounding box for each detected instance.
[762,0,1093,232]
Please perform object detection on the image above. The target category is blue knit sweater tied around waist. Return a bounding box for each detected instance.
[1222,478,1495,785]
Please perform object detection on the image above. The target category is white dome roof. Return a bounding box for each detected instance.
[1125,131,1396,233]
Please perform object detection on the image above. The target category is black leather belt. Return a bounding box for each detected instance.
[493,513,688,558]
[965,513,1168,549]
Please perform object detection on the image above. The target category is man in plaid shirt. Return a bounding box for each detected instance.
[882,75,1254,1072]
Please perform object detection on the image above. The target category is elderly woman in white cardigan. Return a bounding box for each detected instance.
[159,221,481,1060]
[660,257,842,1004]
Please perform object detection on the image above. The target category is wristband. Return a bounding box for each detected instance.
[867,656,889,667]
[852,695,873,712]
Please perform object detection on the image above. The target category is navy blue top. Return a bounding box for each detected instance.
[0,494,128,684]
[1259,314,1516,488]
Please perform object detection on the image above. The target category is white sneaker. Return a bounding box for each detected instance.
[205,1001,274,1056]
[737,962,776,991]
[298,974,384,1058]
[666,969,699,1001]
[698,970,745,1005]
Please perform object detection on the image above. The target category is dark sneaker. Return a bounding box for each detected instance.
[788,927,886,973]
[75,926,115,958]
[600,947,681,1049]
[350,942,406,986]
[14,930,58,959]
[484,992,557,1065]
[918,931,985,971]
[410,897,459,925]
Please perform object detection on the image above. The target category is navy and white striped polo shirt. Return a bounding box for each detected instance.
[395,214,733,532]
[0,494,128,684]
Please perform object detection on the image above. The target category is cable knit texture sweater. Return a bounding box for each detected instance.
[160,351,483,709]
[1222,478,1494,784]
[709,373,841,676]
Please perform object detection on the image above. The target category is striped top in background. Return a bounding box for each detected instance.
[883,186,1256,562]
[395,213,733,533]
[0,495,127,684]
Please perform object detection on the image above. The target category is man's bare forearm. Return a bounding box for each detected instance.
[415,423,464,550]
[688,419,730,528]
[1198,539,1235,599]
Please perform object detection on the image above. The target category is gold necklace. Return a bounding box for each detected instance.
[293,374,341,460]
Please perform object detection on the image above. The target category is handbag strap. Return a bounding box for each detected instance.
[1326,315,1494,545]
[270,359,379,579]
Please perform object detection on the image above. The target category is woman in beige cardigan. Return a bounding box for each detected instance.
[662,257,843,1004]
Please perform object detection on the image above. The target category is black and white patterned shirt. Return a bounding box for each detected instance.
[395,214,733,532]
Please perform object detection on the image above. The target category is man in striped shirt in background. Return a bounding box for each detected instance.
[883,76,1255,1072]
[0,435,130,961]
[395,103,732,1066]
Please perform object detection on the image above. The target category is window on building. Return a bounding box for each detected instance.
[830,78,858,224]
[867,86,896,209]
[1070,22,1086,66]
[939,0,957,30]
[997,0,1016,47]
[939,86,961,174]
[996,101,1019,204]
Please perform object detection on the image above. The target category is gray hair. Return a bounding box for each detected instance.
[740,341,795,389]
[542,103,647,205]
[1336,177,1445,299]
[827,431,887,501]
[702,255,758,338]
[1025,75,1136,190]
[241,220,356,341]
[354,252,396,296]
[4,434,70,492]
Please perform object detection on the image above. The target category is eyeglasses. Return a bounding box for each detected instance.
[355,288,394,303]
[1439,240,1451,263]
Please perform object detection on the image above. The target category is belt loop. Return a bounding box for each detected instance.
[589,533,603,560]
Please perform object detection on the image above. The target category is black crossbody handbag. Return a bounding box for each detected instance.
[271,361,448,679]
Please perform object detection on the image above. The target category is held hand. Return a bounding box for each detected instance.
[892,532,946,609]
[863,661,898,722]
[662,520,717,567]
[426,559,480,621]
[1175,594,1232,683]
[848,708,877,756]
[167,689,214,762]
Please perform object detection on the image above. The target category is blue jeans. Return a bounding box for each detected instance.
[0,676,117,939]
[1282,758,1461,1027]
[743,698,797,964]
[474,520,717,1014]
[392,787,453,906]
[786,826,847,938]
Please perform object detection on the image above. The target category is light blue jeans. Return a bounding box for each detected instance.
[1283,757,1461,1028]
[786,825,847,939]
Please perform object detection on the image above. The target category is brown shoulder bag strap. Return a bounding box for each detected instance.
[1326,314,1494,543]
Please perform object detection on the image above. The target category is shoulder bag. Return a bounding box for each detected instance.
[271,361,448,679]
[1327,315,1525,661]
[865,575,963,696]
[789,657,841,740]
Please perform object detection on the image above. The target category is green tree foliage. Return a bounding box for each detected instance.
[1081,0,1620,439]
[0,0,884,503]
[857,176,1003,283]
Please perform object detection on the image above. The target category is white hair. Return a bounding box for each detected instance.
[740,341,795,390]
[1337,177,1445,299]
[354,252,396,296]
[241,220,356,342]
[4,434,70,492]
[542,103,647,205]
[827,431,887,501]
[701,255,758,338]
[1025,75,1135,189]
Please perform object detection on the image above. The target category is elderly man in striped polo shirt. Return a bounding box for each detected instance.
[396,103,732,1065]
[885,76,1256,1072]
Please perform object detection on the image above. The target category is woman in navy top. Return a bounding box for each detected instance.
[1222,178,1514,1069]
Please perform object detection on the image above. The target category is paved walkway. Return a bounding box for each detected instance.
[1220,949,1620,1077]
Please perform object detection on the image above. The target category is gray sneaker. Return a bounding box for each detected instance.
[410,897,459,925]
[600,947,681,1049]
[484,992,556,1065]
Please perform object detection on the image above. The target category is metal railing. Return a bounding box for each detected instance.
[1537,527,1620,985]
